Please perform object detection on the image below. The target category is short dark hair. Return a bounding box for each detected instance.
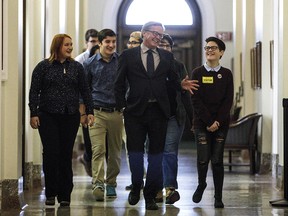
[161,34,174,49]
[205,36,226,51]
[97,29,116,43]
[85,29,98,42]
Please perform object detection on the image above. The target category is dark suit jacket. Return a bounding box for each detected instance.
[114,46,181,118]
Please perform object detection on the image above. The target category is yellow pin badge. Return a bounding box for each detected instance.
[202,76,213,83]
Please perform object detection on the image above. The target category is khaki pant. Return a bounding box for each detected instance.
[89,110,124,187]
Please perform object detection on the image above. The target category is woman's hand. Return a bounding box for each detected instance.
[30,116,40,129]
[206,121,220,132]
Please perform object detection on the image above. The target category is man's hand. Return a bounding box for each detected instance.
[87,114,94,127]
[181,75,199,94]
[80,114,94,127]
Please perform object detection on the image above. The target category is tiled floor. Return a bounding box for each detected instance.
[1,140,288,216]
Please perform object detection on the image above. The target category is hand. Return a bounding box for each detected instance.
[181,75,199,94]
[80,114,87,127]
[30,116,40,129]
[206,121,220,132]
[87,114,95,127]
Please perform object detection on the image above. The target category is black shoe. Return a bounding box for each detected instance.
[145,199,158,210]
[192,182,207,203]
[125,184,133,190]
[45,197,55,205]
[128,190,140,205]
[214,199,224,208]
[126,183,144,191]
[60,201,70,207]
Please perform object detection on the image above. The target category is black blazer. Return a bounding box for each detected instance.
[114,46,181,118]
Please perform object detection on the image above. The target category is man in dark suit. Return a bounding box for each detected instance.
[114,21,198,210]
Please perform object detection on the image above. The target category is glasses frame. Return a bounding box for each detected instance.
[204,46,219,51]
[159,44,171,49]
[127,41,141,45]
[145,30,164,39]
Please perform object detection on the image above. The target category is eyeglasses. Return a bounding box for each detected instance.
[127,41,141,45]
[145,30,164,39]
[159,44,171,49]
[204,46,219,51]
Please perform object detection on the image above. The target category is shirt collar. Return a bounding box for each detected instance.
[141,44,157,54]
[96,52,117,61]
[204,62,221,72]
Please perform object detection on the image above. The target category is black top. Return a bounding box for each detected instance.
[115,46,181,118]
[29,59,93,117]
[167,59,193,125]
[191,65,234,129]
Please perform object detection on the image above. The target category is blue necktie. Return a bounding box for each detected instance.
[147,50,154,76]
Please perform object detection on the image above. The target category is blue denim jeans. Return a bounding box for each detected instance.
[162,116,185,189]
[194,127,228,199]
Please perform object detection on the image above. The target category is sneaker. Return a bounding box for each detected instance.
[77,154,92,177]
[93,185,104,201]
[192,182,207,203]
[45,197,55,205]
[155,190,163,203]
[165,188,180,204]
[106,185,117,198]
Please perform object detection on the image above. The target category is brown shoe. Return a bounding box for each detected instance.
[165,188,180,204]
[155,190,163,203]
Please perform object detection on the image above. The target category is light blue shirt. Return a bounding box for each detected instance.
[204,62,221,72]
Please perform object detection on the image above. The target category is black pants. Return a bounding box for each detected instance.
[124,103,168,200]
[38,111,80,202]
[194,127,228,199]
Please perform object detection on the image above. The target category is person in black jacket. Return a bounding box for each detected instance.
[154,33,193,205]
[191,36,234,208]
[29,34,94,207]
[114,21,198,210]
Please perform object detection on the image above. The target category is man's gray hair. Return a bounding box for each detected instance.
[141,21,165,37]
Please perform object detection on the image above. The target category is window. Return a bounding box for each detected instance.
[126,0,193,25]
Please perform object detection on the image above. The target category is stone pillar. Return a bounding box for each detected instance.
[1,180,21,210]
[33,165,43,188]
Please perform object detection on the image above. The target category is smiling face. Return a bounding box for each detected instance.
[142,25,164,49]
[59,37,73,62]
[127,37,141,49]
[204,41,224,64]
[99,35,116,58]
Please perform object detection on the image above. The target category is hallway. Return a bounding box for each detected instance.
[1,140,287,216]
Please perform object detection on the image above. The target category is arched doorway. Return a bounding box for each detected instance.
[116,0,202,74]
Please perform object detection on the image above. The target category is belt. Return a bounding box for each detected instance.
[94,106,117,113]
